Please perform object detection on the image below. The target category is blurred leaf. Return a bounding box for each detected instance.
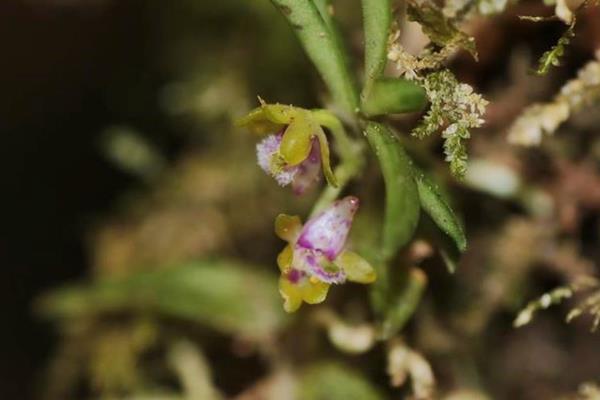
[38,261,285,340]
[440,246,460,274]
[315,309,376,354]
[89,321,158,393]
[122,394,182,400]
[414,170,467,253]
[299,363,384,400]
[167,340,223,400]
[361,0,391,89]
[407,2,477,59]
[270,0,359,114]
[387,339,435,398]
[364,122,420,261]
[361,78,427,116]
[464,158,521,199]
[101,126,166,180]
[381,268,427,339]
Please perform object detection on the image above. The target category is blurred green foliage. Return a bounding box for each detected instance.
[299,363,384,400]
[38,261,285,340]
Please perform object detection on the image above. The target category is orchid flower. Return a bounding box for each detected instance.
[237,101,338,194]
[275,196,376,312]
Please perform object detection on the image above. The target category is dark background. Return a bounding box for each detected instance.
[0,2,152,397]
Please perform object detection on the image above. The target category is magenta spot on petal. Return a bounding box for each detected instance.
[324,249,337,260]
[287,269,302,284]
[293,247,346,284]
[297,235,313,250]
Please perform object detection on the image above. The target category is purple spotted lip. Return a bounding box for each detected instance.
[256,132,322,195]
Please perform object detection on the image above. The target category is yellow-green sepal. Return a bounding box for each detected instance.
[279,276,303,313]
[279,275,330,313]
[277,245,294,273]
[236,107,285,135]
[315,127,338,188]
[275,214,303,242]
[336,250,376,283]
[279,116,314,166]
[260,102,298,125]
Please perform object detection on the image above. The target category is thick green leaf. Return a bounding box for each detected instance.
[414,170,467,252]
[313,0,350,67]
[300,363,384,400]
[361,0,391,89]
[364,122,420,261]
[361,78,427,117]
[270,0,359,114]
[37,261,285,340]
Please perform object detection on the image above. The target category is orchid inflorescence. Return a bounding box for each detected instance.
[238,101,376,312]
[234,0,475,317]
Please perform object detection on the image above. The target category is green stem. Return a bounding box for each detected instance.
[310,160,362,217]
[379,268,427,339]
[361,78,427,117]
[312,109,358,163]
[310,110,364,216]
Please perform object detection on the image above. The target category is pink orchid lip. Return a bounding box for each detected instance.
[256,132,298,186]
[256,132,322,194]
[310,264,346,284]
[286,268,303,284]
[301,248,346,284]
[296,196,359,260]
